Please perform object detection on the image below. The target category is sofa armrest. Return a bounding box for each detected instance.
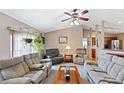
[29,64,44,71]
[58,54,63,57]
[40,58,51,63]
[91,69,106,73]
[1,77,32,84]
[99,79,122,84]
[85,61,98,65]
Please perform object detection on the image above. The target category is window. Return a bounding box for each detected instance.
[10,31,37,57]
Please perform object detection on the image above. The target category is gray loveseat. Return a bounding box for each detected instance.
[0,53,52,84]
[84,54,124,84]
[45,48,64,65]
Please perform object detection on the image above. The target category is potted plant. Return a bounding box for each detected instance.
[23,38,33,44]
[32,36,44,53]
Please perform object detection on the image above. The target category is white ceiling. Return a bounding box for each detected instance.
[1,9,124,33]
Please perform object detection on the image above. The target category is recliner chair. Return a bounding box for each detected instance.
[45,48,64,65]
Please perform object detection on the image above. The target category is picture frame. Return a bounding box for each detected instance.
[59,36,68,44]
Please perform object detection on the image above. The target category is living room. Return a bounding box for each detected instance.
[1,1,124,93]
[0,9,124,85]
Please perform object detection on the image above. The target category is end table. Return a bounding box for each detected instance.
[64,54,73,62]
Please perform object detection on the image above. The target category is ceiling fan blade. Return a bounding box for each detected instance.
[79,17,89,21]
[82,10,89,15]
[64,12,72,16]
[61,18,72,22]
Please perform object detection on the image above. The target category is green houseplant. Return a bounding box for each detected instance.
[33,36,44,53]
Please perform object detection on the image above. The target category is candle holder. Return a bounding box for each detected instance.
[65,66,70,81]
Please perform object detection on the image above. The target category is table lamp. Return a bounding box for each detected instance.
[65,45,71,54]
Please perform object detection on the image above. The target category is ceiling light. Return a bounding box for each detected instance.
[70,20,80,25]
[117,21,123,24]
[70,21,74,25]
[74,20,80,25]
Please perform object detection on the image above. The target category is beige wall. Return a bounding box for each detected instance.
[104,33,117,37]
[83,30,96,38]
[45,26,83,57]
[0,12,41,59]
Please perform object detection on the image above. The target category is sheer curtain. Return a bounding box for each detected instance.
[10,31,37,57]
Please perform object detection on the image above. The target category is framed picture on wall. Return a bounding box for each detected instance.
[59,36,68,44]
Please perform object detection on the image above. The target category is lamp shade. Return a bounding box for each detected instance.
[65,45,71,50]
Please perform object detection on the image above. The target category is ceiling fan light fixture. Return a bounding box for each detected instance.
[70,21,74,25]
[74,20,80,25]
[70,20,80,25]
[63,9,89,26]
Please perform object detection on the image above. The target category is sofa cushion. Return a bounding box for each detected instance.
[98,59,110,72]
[99,81,111,84]
[52,57,63,64]
[31,53,41,64]
[112,56,119,63]
[98,54,112,63]
[1,63,26,80]
[85,64,102,73]
[22,62,29,74]
[106,62,115,74]
[24,70,45,84]
[25,59,33,67]
[35,58,40,64]
[1,77,31,84]
[23,54,33,67]
[0,72,4,82]
[112,56,124,66]
[96,72,113,79]
[0,56,24,69]
[46,49,59,57]
[109,64,124,79]
[89,71,114,83]
[29,64,44,71]
[89,71,105,83]
[32,58,40,64]
[24,71,37,77]
[116,69,124,82]
[99,78,121,84]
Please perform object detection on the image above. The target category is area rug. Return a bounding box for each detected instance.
[43,63,89,84]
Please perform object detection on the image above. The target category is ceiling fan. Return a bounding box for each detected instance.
[61,9,89,25]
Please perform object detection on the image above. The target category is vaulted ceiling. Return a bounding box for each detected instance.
[1,9,124,33]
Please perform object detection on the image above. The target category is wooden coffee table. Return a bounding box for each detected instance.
[53,66,87,84]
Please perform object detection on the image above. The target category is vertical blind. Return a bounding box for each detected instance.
[10,31,37,57]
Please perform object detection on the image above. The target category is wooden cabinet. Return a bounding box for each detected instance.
[64,54,73,62]
[92,37,96,46]
[91,37,96,59]
[104,37,117,49]
[92,49,96,59]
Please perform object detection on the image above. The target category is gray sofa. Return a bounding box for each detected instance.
[24,53,52,77]
[46,48,64,65]
[0,53,52,84]
[84,54,124,84]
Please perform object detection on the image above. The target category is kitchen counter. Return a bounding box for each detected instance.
[102,49,124,57]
